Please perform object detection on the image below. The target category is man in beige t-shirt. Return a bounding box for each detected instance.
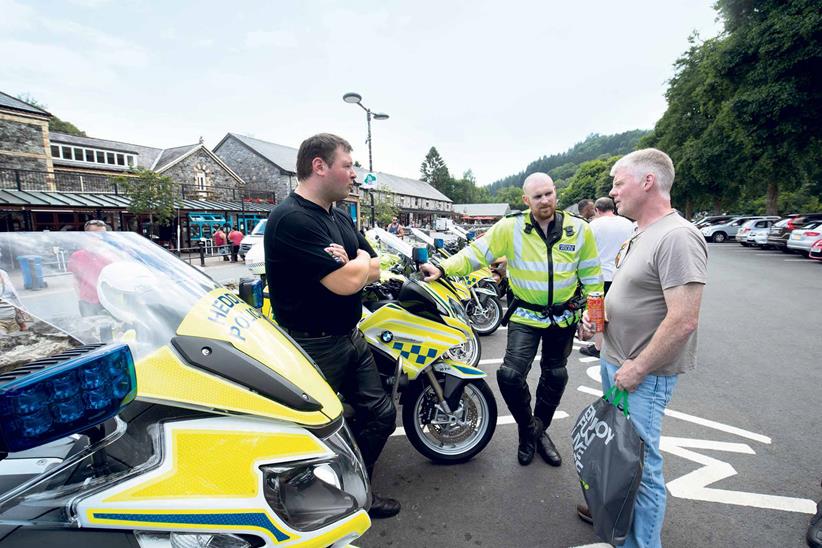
[577,149,708,547]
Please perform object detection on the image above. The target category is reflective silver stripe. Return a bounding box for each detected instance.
[553,262,578,273]
[574,220,587,251]
[578,258,600,270]
[474,238,495,263]
[553,276,579,290]
[513,306,574,325]
[466,250,483,270]
[512,215,525,266]
[580,275,604,285]
[512,278,550,292]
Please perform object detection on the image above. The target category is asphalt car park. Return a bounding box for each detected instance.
[359,243,821,548]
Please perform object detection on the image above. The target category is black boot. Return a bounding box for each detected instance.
[369,493,401,519]
[517,419,537,465]
[535,419,562,467]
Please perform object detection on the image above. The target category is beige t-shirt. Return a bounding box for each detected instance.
[602,212,708,375]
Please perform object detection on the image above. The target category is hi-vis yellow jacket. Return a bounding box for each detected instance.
[441,210,603,328]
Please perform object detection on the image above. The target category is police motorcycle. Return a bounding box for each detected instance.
[409,227,503,335]
[244,241,497,463]
[0,232,372,548]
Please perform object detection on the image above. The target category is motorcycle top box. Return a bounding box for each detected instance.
[0,232,371,548]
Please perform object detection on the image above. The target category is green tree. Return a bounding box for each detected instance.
[373,185,399,226]
[118,169,175,235]
[495,186,526,211]
[558,156,618,209]
[16,93,87,137]
[420,147,454,197]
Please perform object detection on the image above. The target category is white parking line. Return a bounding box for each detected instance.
[785,258,813,262]
[390,410,569,437]
[578,356,600,363]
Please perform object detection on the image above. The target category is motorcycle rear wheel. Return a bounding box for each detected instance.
[403,378,497,463]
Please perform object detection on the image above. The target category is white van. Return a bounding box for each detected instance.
[240,219,266,260]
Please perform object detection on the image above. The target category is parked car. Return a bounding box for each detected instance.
[694,215,735,229]
[701,216,778,243]
[736,219,775,246]
[736,219,776,247]
[239,219,266,260]
[767,213,822,252]
[786,221,822,255]
[809,239,822,261]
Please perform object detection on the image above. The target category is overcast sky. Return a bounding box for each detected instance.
[2,0,722,185]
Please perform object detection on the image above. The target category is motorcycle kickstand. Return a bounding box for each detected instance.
[424,368,452,414]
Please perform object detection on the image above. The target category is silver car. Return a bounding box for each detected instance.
[736,219,775,246]
[786,221,822,254]
[701,216,777,243]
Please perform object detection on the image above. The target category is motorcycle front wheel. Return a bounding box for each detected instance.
[466,294,503,336]
[402,378,497,463]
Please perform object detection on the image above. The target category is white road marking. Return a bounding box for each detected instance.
[390,411,569,437]
[785,258,812,262]
[662,437,816,515]
[569,544,611,548]
[576,385,772,444]
[578,356,599,363]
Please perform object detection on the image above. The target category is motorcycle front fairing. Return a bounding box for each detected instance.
[0,232,371,547]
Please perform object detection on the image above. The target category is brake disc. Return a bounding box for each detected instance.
[426,392,479,445]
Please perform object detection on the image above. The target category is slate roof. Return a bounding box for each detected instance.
[0,91,50,117]
[453,203,509,217]
[218,133,451,202]
[0,189,273,212]
[222,133,298,174]
[50,132,164,169]
[153,144,199,170]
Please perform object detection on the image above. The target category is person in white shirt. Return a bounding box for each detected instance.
[579,197,634,357]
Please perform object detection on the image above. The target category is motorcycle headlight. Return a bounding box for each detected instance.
[261,421,370,532]
[448,297,469,324]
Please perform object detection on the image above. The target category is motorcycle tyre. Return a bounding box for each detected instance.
[402,378,497,464]
[468,294,503,336]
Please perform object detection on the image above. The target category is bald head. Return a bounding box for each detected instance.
[521,172,557,223]
[522,172,554,194]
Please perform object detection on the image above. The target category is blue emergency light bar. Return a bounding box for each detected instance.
[0,343,137,454]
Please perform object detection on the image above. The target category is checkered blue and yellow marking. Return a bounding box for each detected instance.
[391,341,439,365]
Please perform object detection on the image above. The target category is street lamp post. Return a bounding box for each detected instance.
[343,92,389,227]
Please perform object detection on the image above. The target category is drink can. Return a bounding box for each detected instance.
[587,292,605,332]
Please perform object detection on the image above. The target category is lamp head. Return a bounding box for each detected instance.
[343,92,362,104]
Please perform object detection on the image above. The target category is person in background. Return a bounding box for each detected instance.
[578,198,596,222]
[228,226,244,263]
[213,226,229,261]
[0,249,28,334]
[580,197,635,358]
[387,216,405,238]
[67,220,112,317]
[576,149,708,547]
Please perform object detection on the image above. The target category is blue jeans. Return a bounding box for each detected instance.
[601,359,678,548]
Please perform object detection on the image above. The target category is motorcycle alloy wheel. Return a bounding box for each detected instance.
[402,378,497,463]
[444,329,481,367]
[466,294,503,336]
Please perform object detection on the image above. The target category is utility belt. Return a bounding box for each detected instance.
[501,294,587,327]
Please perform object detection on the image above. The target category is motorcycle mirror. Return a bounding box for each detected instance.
[434,238,444,249]
[411,246,429,264]
[239,277,263,309]
[466,231,476,241]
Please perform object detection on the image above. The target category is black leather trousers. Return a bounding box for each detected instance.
[293,330,396,477]
[497,321,576,431]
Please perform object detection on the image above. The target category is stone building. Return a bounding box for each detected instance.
[0,91,53,173]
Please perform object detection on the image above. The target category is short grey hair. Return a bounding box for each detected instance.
[610,148,675,197]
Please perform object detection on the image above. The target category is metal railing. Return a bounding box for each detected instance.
[0,168,276,203]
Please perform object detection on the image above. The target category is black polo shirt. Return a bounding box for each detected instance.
[264,192,375,335]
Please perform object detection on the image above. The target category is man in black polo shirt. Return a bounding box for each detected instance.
[264,133,400,519]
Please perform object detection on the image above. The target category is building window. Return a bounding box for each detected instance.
[73,147,83,160]
[85,150,95,162]
[127,155,135,167]
[116,153,125,166]
[106,152,115,164]
[96,151,105,163]
[195,172,206,191]
[51,145,60,158]
[61,146,72,159]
